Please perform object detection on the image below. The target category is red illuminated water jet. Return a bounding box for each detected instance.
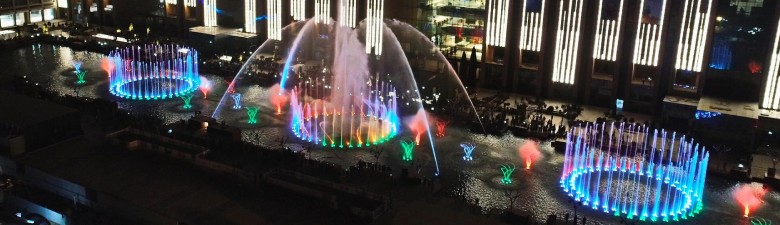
[733,183,768,218]
[101,58,114,75]
[269,84,288,115]
[406,110,430,145]
[518,140,542,170]
[435,119,449,138]
[199,76,212,99]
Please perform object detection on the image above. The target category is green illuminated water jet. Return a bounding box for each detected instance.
[75,71,87,84]
[180,94,193,109]
[500,164,517,184]
[246,107,259,124]
[401,140,415,161]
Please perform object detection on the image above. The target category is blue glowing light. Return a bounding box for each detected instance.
[231,93,242,109]
[460,142,475,161]
[106,45,200,100]
[695,110,722,120]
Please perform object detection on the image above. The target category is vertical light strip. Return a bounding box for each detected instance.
[338,0,357,28]
[185,0,196,7]
[315,0,331,24]
[268,0,282,40]
[593,0,624,61]
[633,0,667,66]
[519,0,546,51]
[204,0,217,27]
[292,0,306,21]
[674,0,713,72]
[552,0,584,84]
[366,0,384,55]
[486,0,509,47]
[244,0,256,33]
[762,20,780,109]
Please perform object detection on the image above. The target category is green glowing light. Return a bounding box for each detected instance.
[75,70,87,84]
[751,218,773,225]
[246,107,259,124]
[400,140,415,161]
[500,164,517,184]
[180,94,193,109]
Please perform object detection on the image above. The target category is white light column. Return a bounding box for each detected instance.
[486,0,509,47]
[339,0,357,28]
[315,0,331,24]
[633,0,667,66]
[268,0,282,40]
[366,0,384,55]
[519,0,545,51]
[552,0,584,84]
[292,0,306,21]
[204,0,217,27]
[674,0,714,72]
[593,0,624,61]
[244,0,256,33]
[762,20,780,109]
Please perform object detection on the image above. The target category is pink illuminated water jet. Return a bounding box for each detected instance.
[518,140,542,170]
[733,183,768,218]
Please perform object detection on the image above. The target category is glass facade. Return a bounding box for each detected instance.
[423,0,486,57]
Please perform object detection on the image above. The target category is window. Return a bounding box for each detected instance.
[30,10,42,23]
[44,8,54,21]
[15,12,25,26]
[58,0,68,8]
[0,14,13,28]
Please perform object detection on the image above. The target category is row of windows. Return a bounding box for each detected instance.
[0,8,54,28]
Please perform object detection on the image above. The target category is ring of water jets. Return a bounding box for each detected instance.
[561,122,710,222]
[106,44,200,100]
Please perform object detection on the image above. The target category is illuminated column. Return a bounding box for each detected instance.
[292,0,306,21]
[338,0,357,28]
[486,0,509,47]
[633,0,667,66]
[552,0,584,84]
[762,20,780,109]
[204,0,217,27]
[592,0,623,61]
[366,0,384,55]
[315,0,331,24]
[674,0,714,72]
[268,0,282,40]
[244,0,257,33]
[519,0,545,51]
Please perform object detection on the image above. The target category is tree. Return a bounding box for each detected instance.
[503,189,522,211]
